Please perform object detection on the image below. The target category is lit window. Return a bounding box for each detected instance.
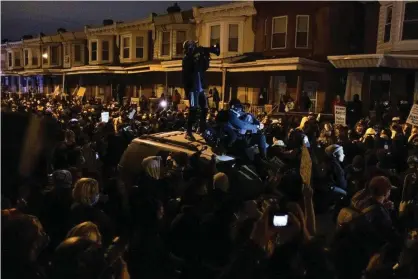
[161,32,170,56]
[402,2,418,40]
[135,36,144,58]
[42,47,48,64]
[272,16,287,49]
[228,24,239,52]
[123,37,130,59]
[176,31,186,55]
[210,25,220,46]
[296,15,309,48]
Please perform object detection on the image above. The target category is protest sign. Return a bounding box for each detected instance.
[101,112,109,123]
[407,104,418,126]
[300,145,312,186]
[334,105,346,126]
[77,87,86,97]
[128,109,136,119]
[53,86,60,96]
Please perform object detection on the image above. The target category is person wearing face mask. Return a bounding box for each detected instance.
[325,144,347,196]
[70,178,114,246]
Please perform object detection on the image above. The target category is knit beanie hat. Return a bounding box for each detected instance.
[53,170,73,189]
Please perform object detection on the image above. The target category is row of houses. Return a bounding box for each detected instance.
[1,1,418,113]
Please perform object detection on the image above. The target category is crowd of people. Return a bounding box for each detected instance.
[1,92,418,279]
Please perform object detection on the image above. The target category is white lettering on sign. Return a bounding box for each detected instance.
[335,105,346,126]
[407,104,418,126]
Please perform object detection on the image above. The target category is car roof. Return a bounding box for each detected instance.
[134,131,228,162]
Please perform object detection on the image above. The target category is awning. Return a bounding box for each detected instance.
[62,65,126,75]
[327,54,418,69]
[20,68,63,76]
[224,57,328,73]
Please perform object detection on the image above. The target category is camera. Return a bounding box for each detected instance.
[183,41,220,73]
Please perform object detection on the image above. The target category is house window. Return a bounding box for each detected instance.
[42,47,48,64]
[402,2,418,40]
[161,32,170,56]
[264,19,269,50]
[51,46,59,65]
[210,25,220,46]
[228,24,239,52]
[176,31,186,55]
[24,49,29,66]
[123,37,130,59]
[384,6,392,43]
[91,41,98,61]
[296,15,309,48]
[14,52,21,67]
[135,36,144,58]
[32,51,38,65]
[102,41,109,61]
[8,52,12,67]
[74,44,81,62]
[272,16,287,49]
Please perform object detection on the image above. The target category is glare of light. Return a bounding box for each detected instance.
[160,100,167,108]
[42,53,48,59]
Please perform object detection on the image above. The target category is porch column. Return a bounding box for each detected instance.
[222,69,227,104]
[26,77,29,93]
[165,72,168,95]
[18,75,22,93]
[296,73,303,108]
[62,73,66,94]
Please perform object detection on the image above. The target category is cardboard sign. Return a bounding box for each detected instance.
[300,145,312,186]
[407,104,418,126]
[72,87,79,96]
[334,105,346,126]
[177,103,186,111]
[53,86,60,96]
[101,112,109,123]
[77,87,86,97]
[131,97,139,105]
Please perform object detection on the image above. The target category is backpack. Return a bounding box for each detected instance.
[335,204,378,236]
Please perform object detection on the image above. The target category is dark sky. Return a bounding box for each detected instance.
[1,1,228,41]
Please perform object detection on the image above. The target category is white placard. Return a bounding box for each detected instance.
[334,105,346,126]
[407,104,418,126]
[101,112,109,123]
[128,109,136,119]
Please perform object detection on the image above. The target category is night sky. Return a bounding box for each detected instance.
[1,1,229,41]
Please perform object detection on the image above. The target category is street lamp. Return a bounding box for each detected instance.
[42,53,48,59]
